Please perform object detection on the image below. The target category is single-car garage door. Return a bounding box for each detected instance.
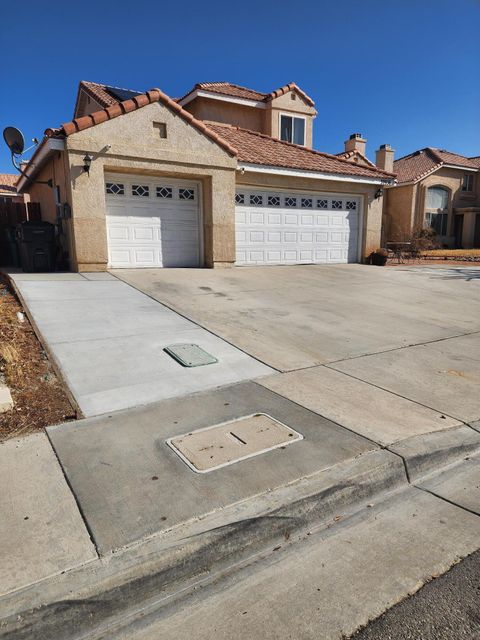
[105,174,202,268]
[235,189,360,265]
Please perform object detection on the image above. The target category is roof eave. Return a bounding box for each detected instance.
[238,162,395,186]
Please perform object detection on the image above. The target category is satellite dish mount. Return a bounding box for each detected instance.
[3,127,52,188]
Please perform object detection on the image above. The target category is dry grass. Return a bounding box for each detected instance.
[0,275,76,440]
[420,249,480,258]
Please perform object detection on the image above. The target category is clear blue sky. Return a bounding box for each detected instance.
[1,0,479,174]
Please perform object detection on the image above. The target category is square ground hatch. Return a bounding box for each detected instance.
[166,413,303,473]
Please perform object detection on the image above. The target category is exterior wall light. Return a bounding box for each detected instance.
[374,188,383,199]
[83,154,93,175]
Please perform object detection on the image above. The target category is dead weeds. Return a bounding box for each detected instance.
[0,275,76,440]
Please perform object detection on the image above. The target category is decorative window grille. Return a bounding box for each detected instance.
[250,194,263,206]
[267,195,280,206]
[105,183,125,195]
[346,201,357,210]
[332,200,342,209]
[301,198,313,208]
[285,197,297,207]
[317,199,328,209]
[235,193,245,205]
[156,186,173,198]
[179,188,195,200]
[132,185,149,197]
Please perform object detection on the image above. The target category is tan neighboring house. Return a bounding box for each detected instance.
[0,174,23,204]
[382,147,480,248]
[17,80,395,272]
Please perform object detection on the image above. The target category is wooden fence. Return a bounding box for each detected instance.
[0,201,42,266]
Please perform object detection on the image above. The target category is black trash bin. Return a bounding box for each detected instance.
[17,221,56,272]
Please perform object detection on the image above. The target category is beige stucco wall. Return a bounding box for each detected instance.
[185,90,316,147]
[236,171,383,259]
[386,166,479,246]
[23,150,75,266]
[63,101,237,271]
[383,183,416,241]
[184,98,264,133]
[266,92,316,148]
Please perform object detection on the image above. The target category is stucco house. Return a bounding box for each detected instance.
[0,174,22,204]
[383,147,480,248]
[17,80,395,271]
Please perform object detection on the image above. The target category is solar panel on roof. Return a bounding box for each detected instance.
[107,87,142,102]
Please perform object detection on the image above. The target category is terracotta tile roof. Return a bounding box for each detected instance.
[394,147,480,184]
[79,81,119,108]
[0,173,18,194]
[206,123,395,180]
[193,82,266,101]
[336,149,377,168]
[179,81,315,107]
[45,89,238,157]
[265,82,315,107]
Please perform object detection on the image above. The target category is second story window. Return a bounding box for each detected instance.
[280,114,305,146]
[462,173,474,192]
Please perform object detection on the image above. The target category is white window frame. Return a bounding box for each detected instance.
[278,112,307,146]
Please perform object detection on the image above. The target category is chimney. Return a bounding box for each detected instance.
[375,144,395,173]
[344,133,367,156]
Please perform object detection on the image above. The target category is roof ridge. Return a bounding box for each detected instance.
[81,79,143,94]
[209,123,395,177]
[46,88,238,157]
[197,81,265,95]
[265,82,315,107]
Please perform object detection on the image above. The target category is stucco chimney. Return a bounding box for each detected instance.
[344,133,367,156]
[375,144,395,173]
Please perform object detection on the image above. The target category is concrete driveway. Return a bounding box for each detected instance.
[9,272,271,417]
[115,264,480,440]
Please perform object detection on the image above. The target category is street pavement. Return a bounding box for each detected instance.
[351,548,480,639]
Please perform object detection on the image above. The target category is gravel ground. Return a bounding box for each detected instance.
[350,549,480,639]
[0,275,75,439]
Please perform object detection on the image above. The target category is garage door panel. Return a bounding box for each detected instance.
[105,175,201,268]
[235,190,360,266]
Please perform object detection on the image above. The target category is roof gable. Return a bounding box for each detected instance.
[178,81,315,108]
[46,88,238,157]
[394,147,480,184]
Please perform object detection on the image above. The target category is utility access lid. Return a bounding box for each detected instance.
[167,413,303,473]
[164,343,218,367]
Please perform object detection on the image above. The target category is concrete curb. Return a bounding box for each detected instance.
[0,449,406,639]
[388,425,480,482]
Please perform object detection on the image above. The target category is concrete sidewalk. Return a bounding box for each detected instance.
[9,273,272,417]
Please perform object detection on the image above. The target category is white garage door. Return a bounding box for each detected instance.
[105,174,201,268]
[235,189,360,265]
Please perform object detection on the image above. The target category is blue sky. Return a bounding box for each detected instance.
[1,0,479,174]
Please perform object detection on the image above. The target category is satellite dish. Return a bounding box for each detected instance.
[3,127,25,155]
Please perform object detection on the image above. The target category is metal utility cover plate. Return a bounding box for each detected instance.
[164,343,218,367]
[166,413,303,473]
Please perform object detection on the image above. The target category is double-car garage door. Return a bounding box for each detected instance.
[235,189,360,265]
[104,173,360,268]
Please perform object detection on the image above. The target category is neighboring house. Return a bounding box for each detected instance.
[0,174,21,204]
[17,80,395,272]
[383,147,480,248]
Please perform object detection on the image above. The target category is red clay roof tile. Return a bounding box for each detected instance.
[46,88,238,157]
[206,123,394,180]
[394,147,479,183]
[0,173,18,193]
